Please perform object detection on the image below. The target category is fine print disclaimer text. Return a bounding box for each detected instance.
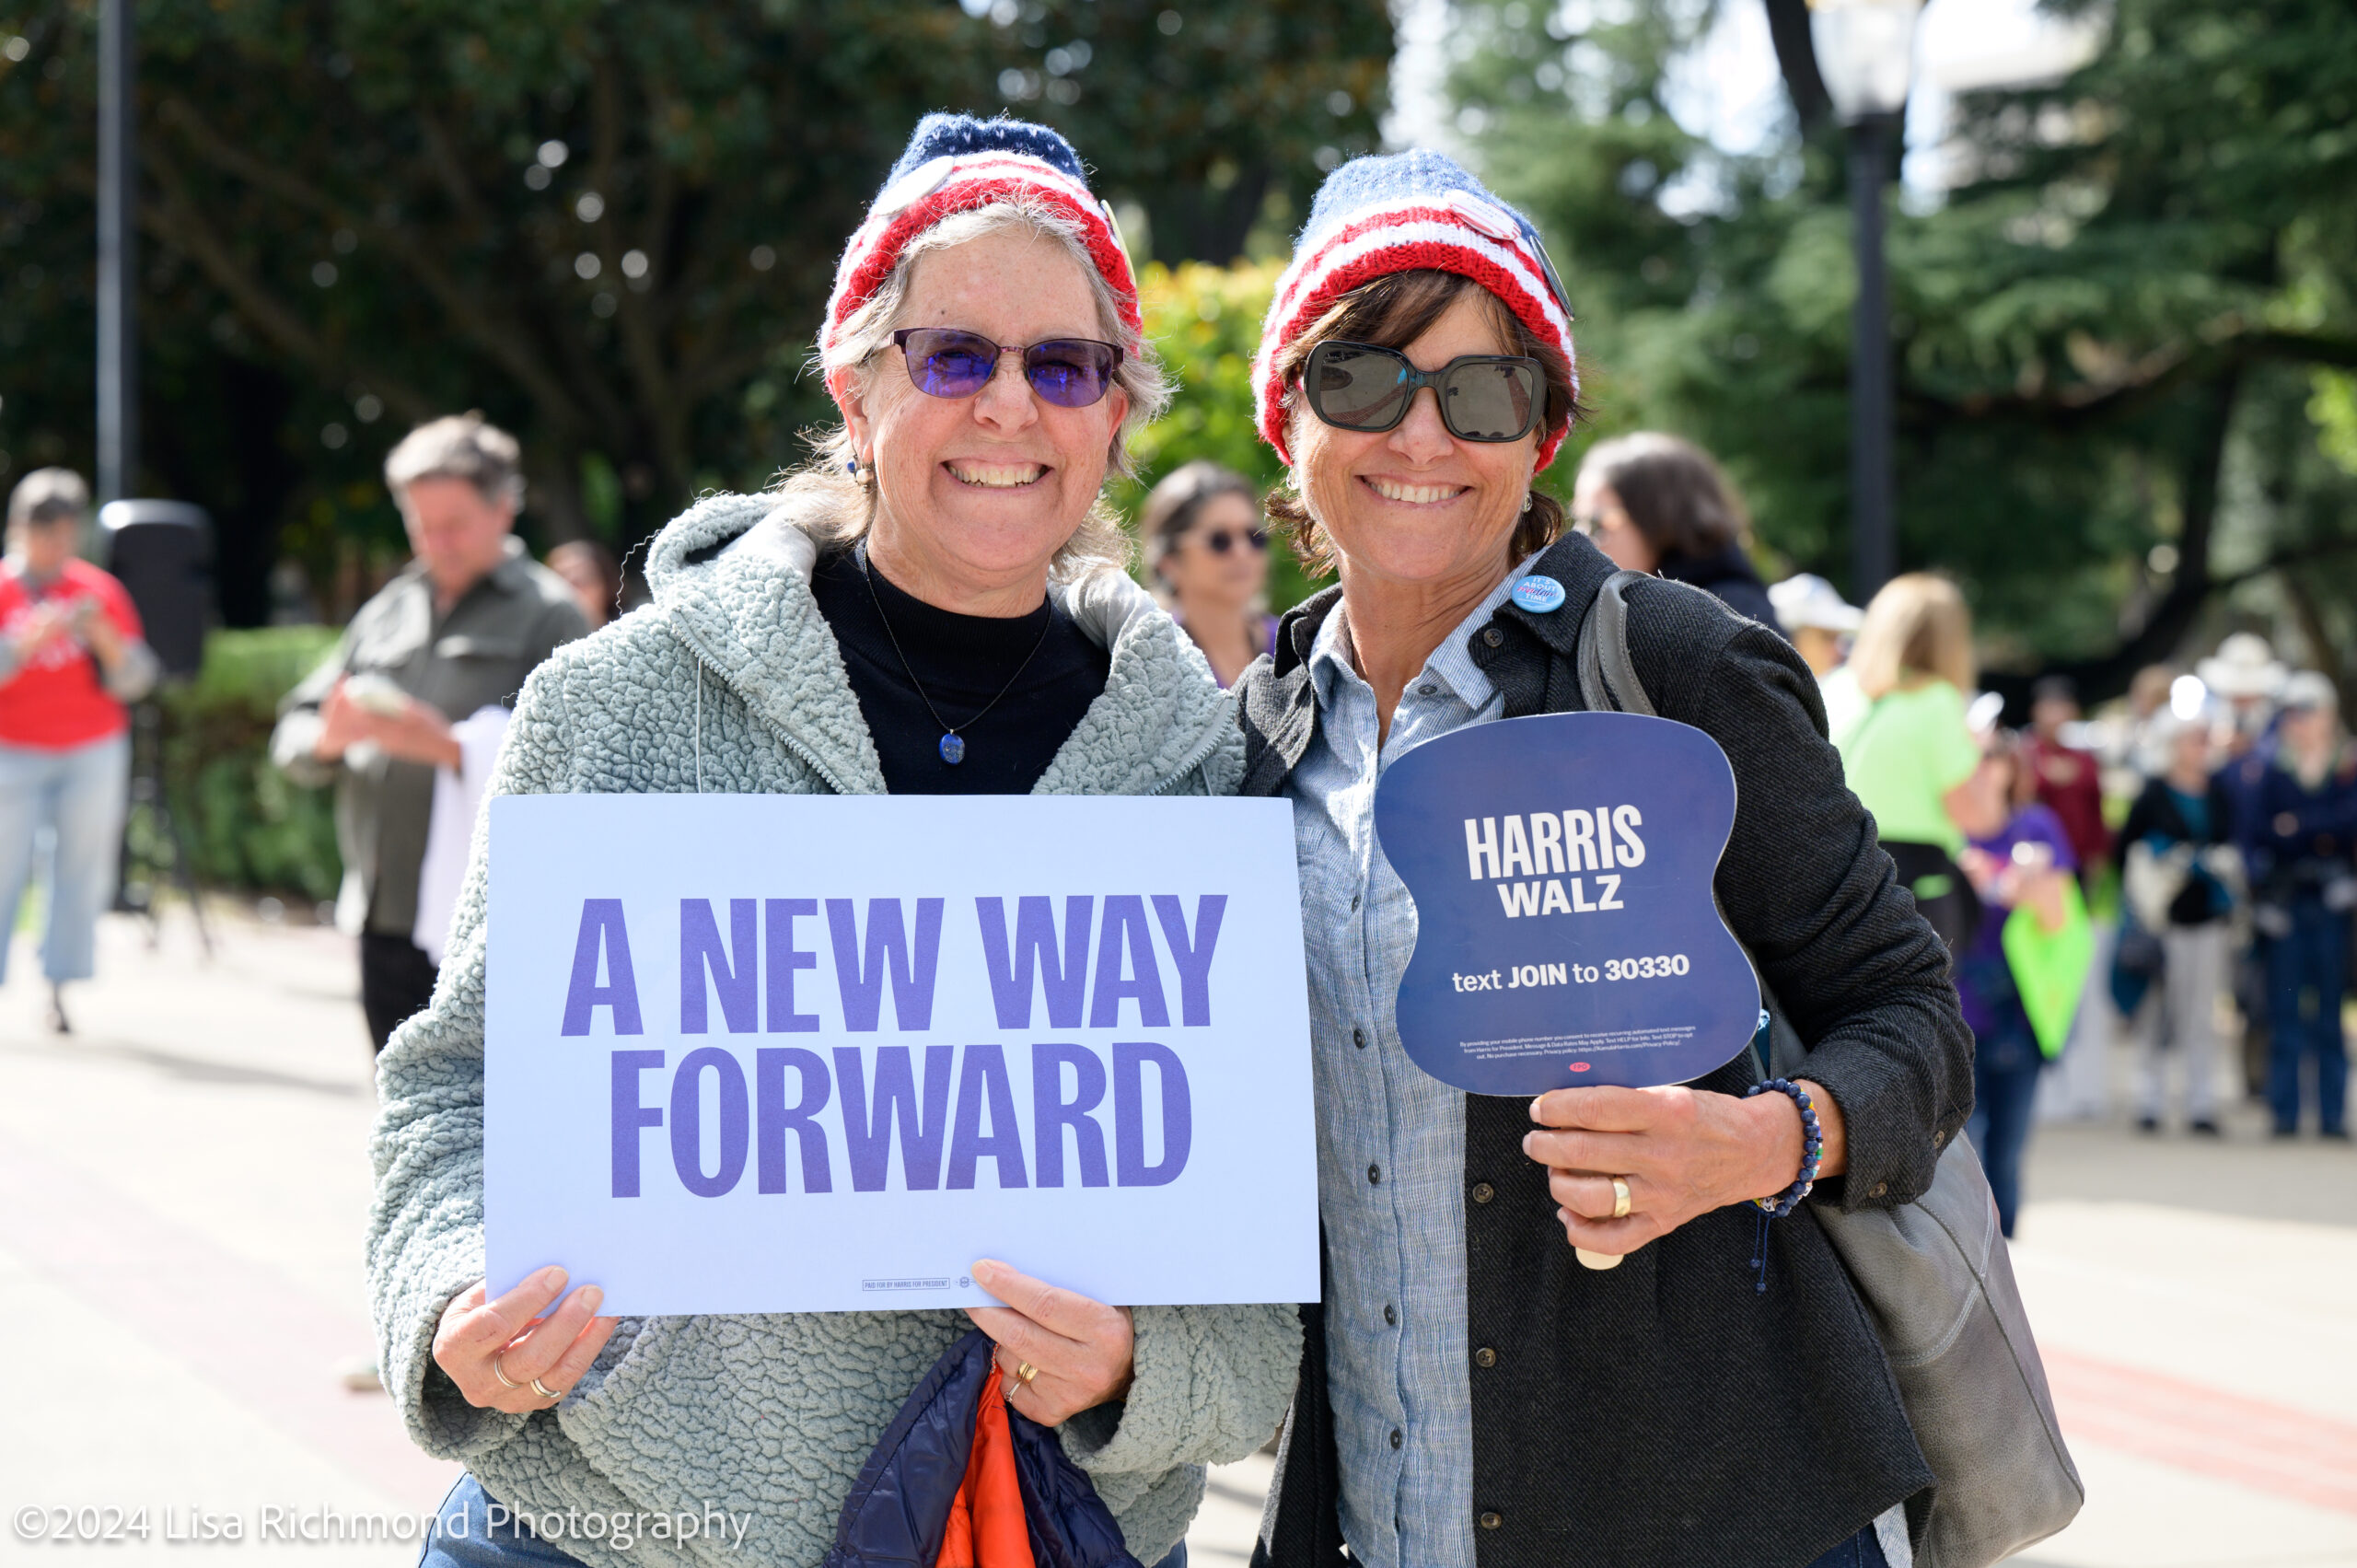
[12,1502,757,1551]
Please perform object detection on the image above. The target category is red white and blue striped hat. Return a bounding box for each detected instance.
[823,114,1141,357]
[1255,150,1577,469]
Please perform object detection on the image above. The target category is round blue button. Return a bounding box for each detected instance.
[1510,574,1566,613]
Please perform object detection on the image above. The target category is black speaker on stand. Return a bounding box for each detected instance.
[99,499,213,956]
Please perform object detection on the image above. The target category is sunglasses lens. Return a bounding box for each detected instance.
[1203,531,1235,554]
[1310,344,1413,430]
[1442,361,1539,441]
[1248,528,1268,551]
[904,330,998,398]
[1024,340,1118,408]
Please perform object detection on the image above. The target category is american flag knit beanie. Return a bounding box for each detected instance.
[823,114,1141,358]
[1254,150,1578,470]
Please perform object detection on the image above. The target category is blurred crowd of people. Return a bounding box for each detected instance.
[1803,579,2353,1234]
[2097,638,2353,1146]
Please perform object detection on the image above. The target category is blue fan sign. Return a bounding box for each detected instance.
[1373,711,1759,1097]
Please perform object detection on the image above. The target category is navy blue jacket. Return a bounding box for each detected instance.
[2249,749,2357,901]
[822,1330,1144,1568]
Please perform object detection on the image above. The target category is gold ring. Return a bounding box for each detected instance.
[1016,1362,1040,1385]
[491,1353,523,1391]
[1610,1177,1631,1220]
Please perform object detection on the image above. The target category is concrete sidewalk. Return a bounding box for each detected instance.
[0,910,2350,1566]
[0,910,449,1564]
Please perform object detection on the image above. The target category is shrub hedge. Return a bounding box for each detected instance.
[157,626,344,900]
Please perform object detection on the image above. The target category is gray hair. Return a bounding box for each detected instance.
[7,467,89,530]
[779,196,1168,580]
[384,412,525,510]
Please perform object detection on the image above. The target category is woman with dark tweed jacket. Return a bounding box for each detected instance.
[1234,149,1974,1568]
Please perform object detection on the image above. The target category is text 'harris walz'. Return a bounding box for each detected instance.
[1463,808,1647,918]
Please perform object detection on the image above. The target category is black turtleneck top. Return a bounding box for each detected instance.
[807,545,1111,796]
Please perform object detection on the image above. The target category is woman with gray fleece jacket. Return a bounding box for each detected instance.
[368,113,1300,1568]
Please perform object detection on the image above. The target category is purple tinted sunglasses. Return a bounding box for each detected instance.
[890,327,1123,409]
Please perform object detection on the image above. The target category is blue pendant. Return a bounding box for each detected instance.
[938,732,966,765]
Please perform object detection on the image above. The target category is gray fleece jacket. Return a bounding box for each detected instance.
[366,489,1303,1568]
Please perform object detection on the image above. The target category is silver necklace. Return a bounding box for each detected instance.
[858,544,1054,766]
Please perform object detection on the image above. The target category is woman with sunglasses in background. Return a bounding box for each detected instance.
[1143,459,1278,688]
[1233,152,1969,1568]
[1572,430,1783,634]
[374,115,1297,1568]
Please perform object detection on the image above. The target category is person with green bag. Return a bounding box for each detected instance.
[1954,732,2088,1237]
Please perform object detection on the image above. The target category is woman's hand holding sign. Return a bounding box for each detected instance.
[435,1266,618,1412]
[965,1258,1136,1426]
[1524,1080,1850,1259]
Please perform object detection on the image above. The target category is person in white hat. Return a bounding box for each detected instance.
[2209,633,2296,1102]
[1767,573,1864,680]
[2248,669,2356,1139]
[2198,632,2288,760]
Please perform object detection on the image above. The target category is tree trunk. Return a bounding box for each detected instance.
[2006,368,2243,706]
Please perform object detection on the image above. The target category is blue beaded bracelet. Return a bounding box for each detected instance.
[1744,1078,1822,1218]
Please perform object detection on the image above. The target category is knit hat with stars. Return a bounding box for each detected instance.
[823,114,1141,356]
[1253,149,1577,469]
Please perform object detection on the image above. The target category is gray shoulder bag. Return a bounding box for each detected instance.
[1575,571,2084,1568]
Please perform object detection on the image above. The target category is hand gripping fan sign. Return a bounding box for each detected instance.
[1373,711,1759,1098]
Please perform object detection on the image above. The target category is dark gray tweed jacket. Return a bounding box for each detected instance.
[1240,528,1973,1568]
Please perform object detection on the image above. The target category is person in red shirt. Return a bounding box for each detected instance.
[2026,674,2112,890]
[0,470,159,1032]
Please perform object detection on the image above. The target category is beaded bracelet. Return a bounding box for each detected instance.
[1743,1078,1822,1218]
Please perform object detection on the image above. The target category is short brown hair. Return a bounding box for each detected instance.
[1264,270,1579,576]
[1575,432,1747,562]
[384,412,524,509]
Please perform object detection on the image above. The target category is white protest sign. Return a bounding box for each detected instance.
[484,793,1318,1317]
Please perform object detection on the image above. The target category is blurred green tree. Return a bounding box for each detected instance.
[1444,0,2357,691]
[0,0,1388,622]
[1118,258,1323,610]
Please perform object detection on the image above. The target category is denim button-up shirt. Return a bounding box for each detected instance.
[1287,566,1528,1568]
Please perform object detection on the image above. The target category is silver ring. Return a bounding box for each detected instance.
[531,1376,565,1400]
[491,1353,523,1390]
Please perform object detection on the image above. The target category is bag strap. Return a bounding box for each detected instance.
[1573,570,1657,718]
[1572,569,1809,1082]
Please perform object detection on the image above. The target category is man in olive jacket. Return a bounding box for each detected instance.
[273,414,586,1051]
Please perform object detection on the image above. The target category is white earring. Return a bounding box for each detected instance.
[1523,491,1536,513]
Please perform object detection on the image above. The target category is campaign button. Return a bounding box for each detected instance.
[1444,189,1519,241]
[1510,575,1566,613]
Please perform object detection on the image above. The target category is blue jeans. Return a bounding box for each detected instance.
[0,734,130,984]
[417,1474,1191,1567]
[1967,1017,2045,1237]
[2266,898,2350,1134]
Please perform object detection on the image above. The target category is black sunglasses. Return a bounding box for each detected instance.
[890,327,1123,409]
[1302,340,1544,443]
[1197,527,1268,555]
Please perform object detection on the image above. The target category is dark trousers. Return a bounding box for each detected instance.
[1968,1019,2045,1237]
[361,931,440,1056]
[2266,899,2350,1134]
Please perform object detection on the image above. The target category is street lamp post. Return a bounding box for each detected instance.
[97,0,137,505]
[1808,0,1919,602]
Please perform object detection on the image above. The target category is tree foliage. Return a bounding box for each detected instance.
[1446,0,2357,690]
[1116,257,1324,609]
[0,0,1388,623]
